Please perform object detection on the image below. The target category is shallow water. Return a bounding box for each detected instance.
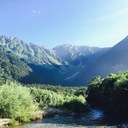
[11,109,128,128]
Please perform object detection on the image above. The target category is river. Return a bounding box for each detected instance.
[10,109,128,128]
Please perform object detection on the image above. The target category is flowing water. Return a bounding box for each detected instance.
[11,109,128,128]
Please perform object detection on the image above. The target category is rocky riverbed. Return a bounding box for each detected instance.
[8,109,128,128]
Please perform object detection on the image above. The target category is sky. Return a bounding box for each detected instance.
[0,0,128,48]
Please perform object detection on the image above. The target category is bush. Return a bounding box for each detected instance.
[29,87,64,108]
[62,95,89,113]
[86,72,128,120]
[0,82,35,122]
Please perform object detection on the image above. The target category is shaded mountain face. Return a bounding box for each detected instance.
[0,34,128,86]
[78,36,128,85]
[53,36,128,86]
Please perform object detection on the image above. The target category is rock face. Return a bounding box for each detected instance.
[53,44,109,66]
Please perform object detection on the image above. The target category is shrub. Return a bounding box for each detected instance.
[62,95,89,113]
[0,82,35,122]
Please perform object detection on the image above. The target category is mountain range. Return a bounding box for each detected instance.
[0,34,128,86]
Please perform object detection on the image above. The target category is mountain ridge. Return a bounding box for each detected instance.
[80,35,128,85]
[0,35,64,65]
[0,34,128,86]
[53,44,110,66]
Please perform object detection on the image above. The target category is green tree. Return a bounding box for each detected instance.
[86,76,101,106]
[0,82,35,122]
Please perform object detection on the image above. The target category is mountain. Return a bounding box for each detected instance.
[0,35,64,65]
[78,36,128,85]
[53,44,109,66]
[53,36,128,86]
[0,35,67,85]
[0,35,110,86]
[53,44,110,86]
[0,34,128,86]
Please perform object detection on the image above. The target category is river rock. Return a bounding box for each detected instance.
[0,119,10,128]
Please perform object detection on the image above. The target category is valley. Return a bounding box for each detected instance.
[1,1,128,127]
[0,35,128,128]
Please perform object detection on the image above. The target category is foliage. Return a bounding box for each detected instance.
[86,76,101,106]
[0,80,88,124]
[0,46,31,84]
[0,82,35,122]
[30,87,64,107]
[27,84,82,96]
[28,85,89,112]
[86,72,128,119]
[62,95,89,113]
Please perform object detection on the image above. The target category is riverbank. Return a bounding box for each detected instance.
[8,109,128,128]
[0,107,70,128]
[1,108,128,128]
[0,110,44,128]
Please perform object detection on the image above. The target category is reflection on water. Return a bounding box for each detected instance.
[91,109,103,119]
[12,109,127,128]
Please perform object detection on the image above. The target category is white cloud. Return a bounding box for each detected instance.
[32,10,36,13]
[31,10,41,17]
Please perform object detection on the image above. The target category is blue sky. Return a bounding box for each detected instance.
[0,0,128,48]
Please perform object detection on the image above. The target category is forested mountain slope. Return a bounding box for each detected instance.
[0,46,31,83]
